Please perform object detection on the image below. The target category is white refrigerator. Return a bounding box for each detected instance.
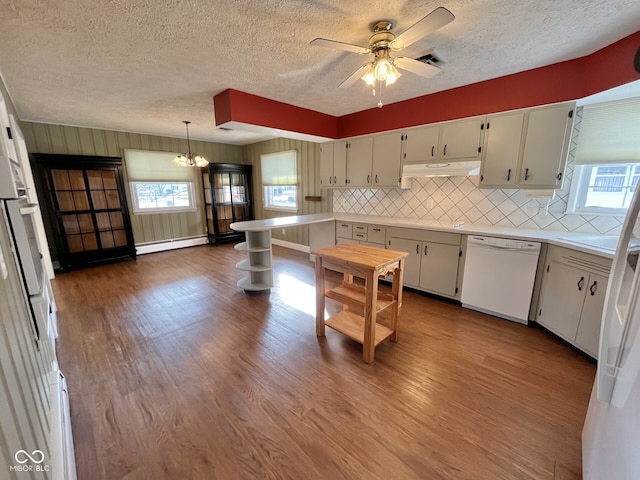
[582,186,640,479]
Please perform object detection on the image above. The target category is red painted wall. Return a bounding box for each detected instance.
[214,89,338,138]
[214,30,640,140]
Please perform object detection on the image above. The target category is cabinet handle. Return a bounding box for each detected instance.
[431,146,435,157]
[443,144,447,156]
[416,244,420,254]
[424,245,428,255]
[329,176,332,184]
[375,174,378,183]
[577,276,585,291]
[333,175,336,184]
[589,281,598,296]
[372,228,381,231]
[507,169,511,181]
[524,168,529,181]
[367,174,370,183]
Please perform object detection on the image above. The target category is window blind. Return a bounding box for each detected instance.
[574,99,640,165]
[260,150,297,186]
[124,149,195,181]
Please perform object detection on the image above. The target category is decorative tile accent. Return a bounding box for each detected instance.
[333,107,625,235]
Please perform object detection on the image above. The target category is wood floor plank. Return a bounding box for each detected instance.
[51,244,595,480]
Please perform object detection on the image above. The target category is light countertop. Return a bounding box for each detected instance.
[231,212,619,259]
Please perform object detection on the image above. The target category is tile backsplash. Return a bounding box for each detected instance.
[333,107,626,235]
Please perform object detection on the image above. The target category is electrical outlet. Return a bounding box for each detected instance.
[282,228,286,235]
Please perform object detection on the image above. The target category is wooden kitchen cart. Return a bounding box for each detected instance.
[312,243,408,363]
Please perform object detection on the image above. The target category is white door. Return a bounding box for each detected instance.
[520,104,573,187]
[346,137,373,187]
[419,242,459,296]
[389,237,421,287]
[319,143,334,187]
[440,117,484,160]
[372,132,402,187]
[403,125,440,162]
[480,111,524,187]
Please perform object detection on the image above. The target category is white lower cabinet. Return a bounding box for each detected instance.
[536,245,611,358]
[388,227,463,299]
[335,222,386,248]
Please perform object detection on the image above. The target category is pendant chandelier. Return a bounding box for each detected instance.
[172,121,208,167]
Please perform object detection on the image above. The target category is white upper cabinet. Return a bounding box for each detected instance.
[372,132,402,187]
[519,103,574,188]
[479,103,574,189]
[479,111,525,187]
[319,141,348,188]
[402,125,440,163]
[439,117,484,160]
[319,142,334,187]
[346,137,373,187]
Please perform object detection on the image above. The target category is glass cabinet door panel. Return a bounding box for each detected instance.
[56,191,76,211]
[105,190,121,209]
[82,233,98,250]
[87,170,104,190]
[67,235,84,253]
[112,230,127,247]
[101,170,117,189]
[77,214,93,232]
[95,212,111,231]
[62,215,80,234]
[109,212,124,229]
[68,170,85,190]
[51,170,71,190]
[91,190,108,209]
[100,231,115,249]
[72,191,90,210]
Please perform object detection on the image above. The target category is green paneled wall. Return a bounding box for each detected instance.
[20,122,246,245]
[243,138,332,247]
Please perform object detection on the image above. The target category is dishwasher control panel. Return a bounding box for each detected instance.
[468,236,541,252]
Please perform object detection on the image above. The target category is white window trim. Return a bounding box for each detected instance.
[129,181,198,215]
[567,163,639,216]
[263,185,298,213]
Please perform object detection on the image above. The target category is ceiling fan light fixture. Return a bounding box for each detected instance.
[172,120,208,168]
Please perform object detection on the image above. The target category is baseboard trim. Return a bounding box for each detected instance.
[271,238,310,253]
[136,236,209,255]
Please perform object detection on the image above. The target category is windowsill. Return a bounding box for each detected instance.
[132,207,198,215]
[263,206,298,214]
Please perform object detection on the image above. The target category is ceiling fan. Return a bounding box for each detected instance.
[310,7,455,106]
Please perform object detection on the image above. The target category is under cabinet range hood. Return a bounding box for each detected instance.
[402,160,481,178]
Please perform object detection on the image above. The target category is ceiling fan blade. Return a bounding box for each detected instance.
[391,7,455,50]
[394,56,442,79]
[338,64,372,88]
[310,38,370,55]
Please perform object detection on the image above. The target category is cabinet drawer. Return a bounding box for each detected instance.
[367,226,386,245]
[353,232,368,242]
[353,224,368,234]
[336,222,353,239]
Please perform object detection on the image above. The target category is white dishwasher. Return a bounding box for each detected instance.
[461,235,541,324]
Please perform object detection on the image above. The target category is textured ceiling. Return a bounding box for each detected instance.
[0,0,639,145]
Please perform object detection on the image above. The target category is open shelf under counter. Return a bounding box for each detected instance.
[237,275,273,292]
[325,282,396,313]
[325,310,395,346]
[235,258,271,272]
[234,241,270,253]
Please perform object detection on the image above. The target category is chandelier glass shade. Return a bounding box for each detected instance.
[172,121,208,168]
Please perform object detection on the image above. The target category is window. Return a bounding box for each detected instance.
[260,150,298,212]
[566,99,640,215]
[569,164,640,214]
[130,181,197,214]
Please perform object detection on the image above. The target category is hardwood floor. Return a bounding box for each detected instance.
[52,244,596,480]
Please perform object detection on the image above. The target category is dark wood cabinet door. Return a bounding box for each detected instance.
[33,154,136,271]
